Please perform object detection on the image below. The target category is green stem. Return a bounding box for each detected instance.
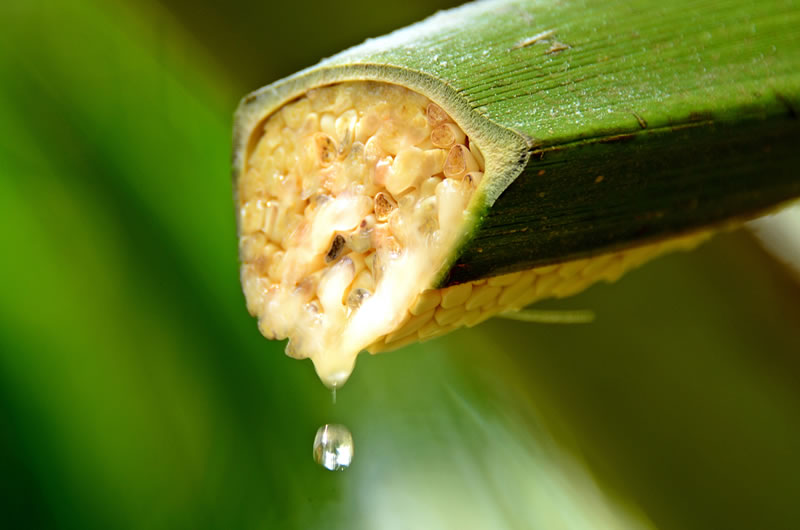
[233,0,800,286]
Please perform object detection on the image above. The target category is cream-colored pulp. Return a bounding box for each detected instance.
[238,82,483,387]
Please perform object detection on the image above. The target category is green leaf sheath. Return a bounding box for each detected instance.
[449,117,800,283]
[233,0,800,286]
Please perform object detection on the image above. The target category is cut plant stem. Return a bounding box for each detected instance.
[233,0,800,387]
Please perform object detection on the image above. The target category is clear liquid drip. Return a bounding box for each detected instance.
[313,424,353,471]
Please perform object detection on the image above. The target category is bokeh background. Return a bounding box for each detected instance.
[2,1,799,528]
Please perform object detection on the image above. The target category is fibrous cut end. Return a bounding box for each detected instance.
[237,82,483,387]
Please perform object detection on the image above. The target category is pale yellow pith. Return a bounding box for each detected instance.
[238,82,483,387]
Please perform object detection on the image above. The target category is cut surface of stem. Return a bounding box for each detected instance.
[239,82,482,386]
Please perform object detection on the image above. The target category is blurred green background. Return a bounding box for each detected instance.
[1,1,799,529]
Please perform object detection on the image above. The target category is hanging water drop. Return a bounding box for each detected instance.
[313,424,353,471]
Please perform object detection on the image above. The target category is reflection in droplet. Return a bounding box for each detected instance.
[313,424,353,471]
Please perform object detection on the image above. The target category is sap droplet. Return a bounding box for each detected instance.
[313,424,353,471]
